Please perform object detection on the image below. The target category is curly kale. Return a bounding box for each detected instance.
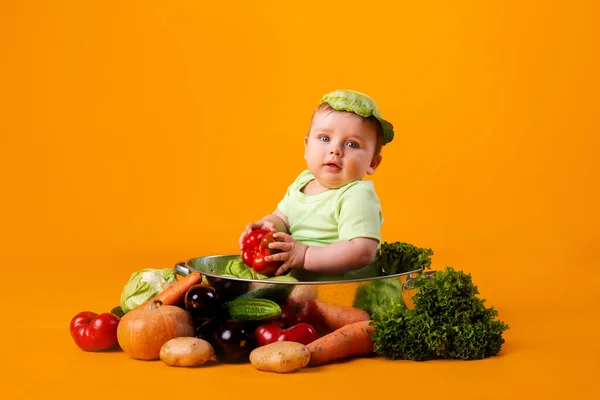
[371,266,510,361]
[376,241,434,276]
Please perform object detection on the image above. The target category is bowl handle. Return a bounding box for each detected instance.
[174,261,191,277]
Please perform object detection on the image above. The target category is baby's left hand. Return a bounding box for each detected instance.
[265,232,308,276]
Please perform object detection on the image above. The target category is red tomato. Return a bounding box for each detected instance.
[69,311,120,351]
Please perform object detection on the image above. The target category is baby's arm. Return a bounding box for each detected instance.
[304,237,379,273]
[263,209,290,233]
[238,209,290,249]
[267,235,379,275]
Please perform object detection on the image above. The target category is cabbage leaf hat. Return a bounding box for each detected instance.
[319,89,394,145]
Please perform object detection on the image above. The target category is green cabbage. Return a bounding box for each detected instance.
[119,268,178,313]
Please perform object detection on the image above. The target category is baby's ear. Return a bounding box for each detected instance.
[304,136,309,160]
[367,154,383,175]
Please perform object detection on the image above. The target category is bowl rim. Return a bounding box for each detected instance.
[176,254,425,285]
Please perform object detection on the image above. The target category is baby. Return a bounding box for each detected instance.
[238,89,394,281]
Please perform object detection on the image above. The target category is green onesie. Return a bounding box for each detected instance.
[277,170,383,281]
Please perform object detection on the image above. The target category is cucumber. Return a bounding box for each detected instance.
[226,298,282,322]
[235,282,295,304]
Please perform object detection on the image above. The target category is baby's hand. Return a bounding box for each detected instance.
[265,232,308,276]
[238,221,276,250]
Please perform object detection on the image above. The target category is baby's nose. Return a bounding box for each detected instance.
[329,146,342,156]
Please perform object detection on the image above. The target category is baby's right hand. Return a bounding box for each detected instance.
[238,221,276,250]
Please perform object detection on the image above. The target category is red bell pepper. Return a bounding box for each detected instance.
[241,229,283,276]
[254,321,318,347]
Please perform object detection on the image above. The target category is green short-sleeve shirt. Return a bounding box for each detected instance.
[277,170,383,281]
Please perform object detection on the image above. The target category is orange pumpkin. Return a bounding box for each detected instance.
[117,300,195,360]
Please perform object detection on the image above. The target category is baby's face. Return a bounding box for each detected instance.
[304,110,381,190]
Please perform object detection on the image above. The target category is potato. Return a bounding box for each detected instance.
[159,337,214,367]
[288,285,318,304]
[249,341,311,373]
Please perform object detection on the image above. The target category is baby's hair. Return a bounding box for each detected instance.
[311,103,385,156]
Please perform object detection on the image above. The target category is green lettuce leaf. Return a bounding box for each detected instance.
[353,277,404,319]
[223,257,268,280]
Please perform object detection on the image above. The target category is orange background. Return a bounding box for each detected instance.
[1,1,599,398]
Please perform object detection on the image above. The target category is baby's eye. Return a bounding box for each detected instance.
[319,136,330,142]
[346,141,359,149]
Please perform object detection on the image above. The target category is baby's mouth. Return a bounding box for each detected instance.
[324,163,341,170]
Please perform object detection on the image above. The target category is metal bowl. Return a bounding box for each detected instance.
[174,254,425,309]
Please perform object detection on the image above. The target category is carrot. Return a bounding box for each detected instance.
[306,320,375,366]
[133,272,202,311]
[312,299,370,331]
